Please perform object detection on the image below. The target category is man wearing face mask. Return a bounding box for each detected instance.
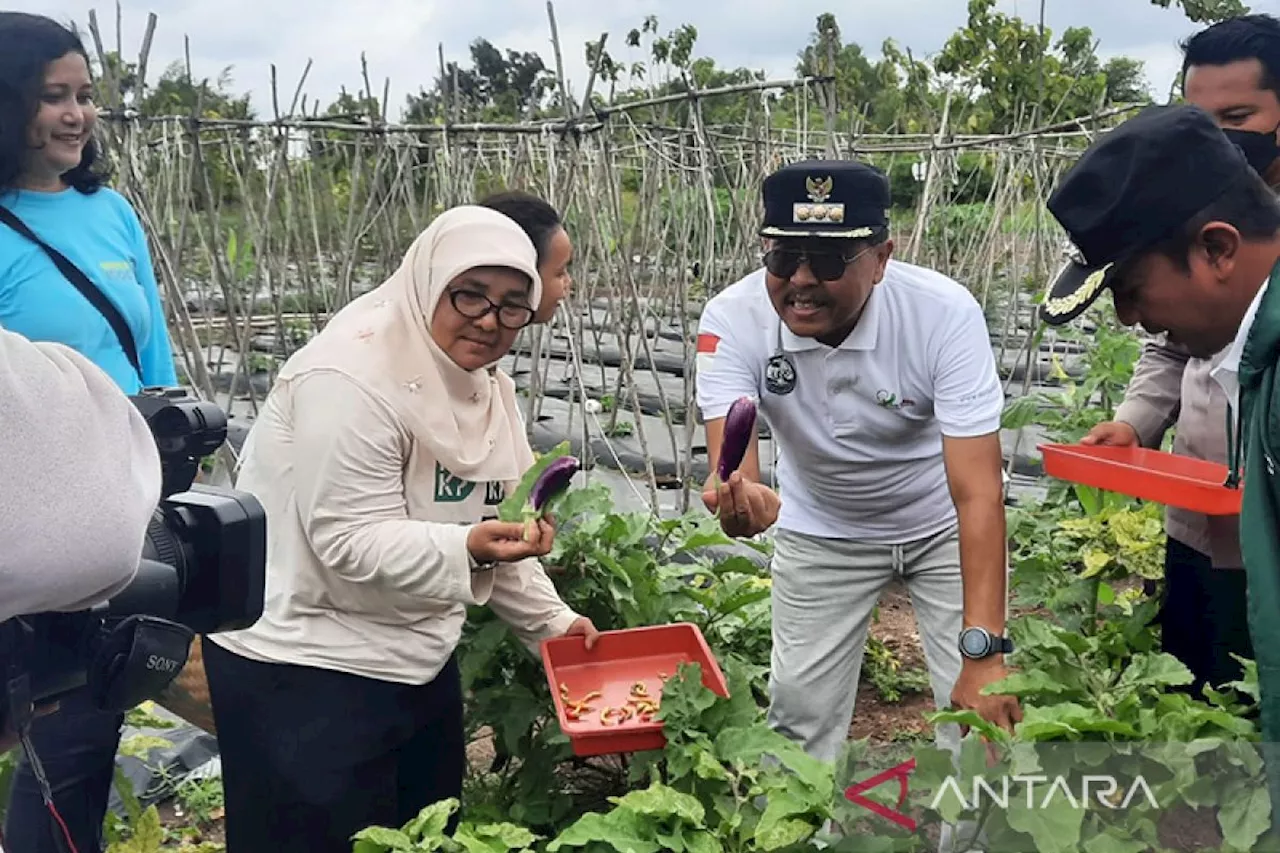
[695,159,1021,767]
[1073,13,1280,697]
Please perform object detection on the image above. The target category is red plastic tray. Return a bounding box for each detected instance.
[1038,443,1243,516]
[540,622,730,757]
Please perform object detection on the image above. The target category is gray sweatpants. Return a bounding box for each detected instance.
[766,524,964,764]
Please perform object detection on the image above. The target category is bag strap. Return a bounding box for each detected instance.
[0,206,144,383]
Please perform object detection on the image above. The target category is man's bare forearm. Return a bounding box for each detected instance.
[956,496,1008,635]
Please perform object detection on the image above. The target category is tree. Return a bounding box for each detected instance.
[795,13,883,123]
[1102,57,1151,105]
[1147,0,1250,22]
[934,0,1141,132]
[405,38,555,123]
[139,61,254,120]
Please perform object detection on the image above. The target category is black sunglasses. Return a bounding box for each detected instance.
[763,247,862,282]
[449,289,536,330]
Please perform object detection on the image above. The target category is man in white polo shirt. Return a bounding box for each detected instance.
[696,159,1021,764]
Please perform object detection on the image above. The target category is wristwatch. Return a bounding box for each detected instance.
[469,553,498,573]
[958,626,1013,660]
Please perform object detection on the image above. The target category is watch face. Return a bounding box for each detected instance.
[960,629,990,657]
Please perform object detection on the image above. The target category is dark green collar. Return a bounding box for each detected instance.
[1239,256,1280,392]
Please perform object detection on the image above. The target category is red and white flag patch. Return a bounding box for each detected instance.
[695,333,719,373]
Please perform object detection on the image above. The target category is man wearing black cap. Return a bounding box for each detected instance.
[1069,13,1280,698]
[1039,102,1280,812]
[695,158,1021,767]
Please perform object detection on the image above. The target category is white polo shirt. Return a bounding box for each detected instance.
[695,260,1004,544]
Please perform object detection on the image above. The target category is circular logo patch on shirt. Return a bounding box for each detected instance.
[765,353,797,395]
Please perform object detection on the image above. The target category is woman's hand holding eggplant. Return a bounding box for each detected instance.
[467,517,556,565]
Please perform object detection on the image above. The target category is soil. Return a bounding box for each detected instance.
[848,579,938,743]
[156,797,225,849]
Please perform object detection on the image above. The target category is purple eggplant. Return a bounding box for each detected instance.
[717,396,757,482]
[531,456,581,511]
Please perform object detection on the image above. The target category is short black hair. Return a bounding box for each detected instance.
[0,12,107,197]
[477,190,563,267]
[1150,170,1280,271]
[1180,13,1280,101]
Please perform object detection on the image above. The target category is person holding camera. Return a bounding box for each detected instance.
[203,205,599,853]
[0,324,163,754]
[0,12,179,852]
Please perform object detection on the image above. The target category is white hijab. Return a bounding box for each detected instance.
[276,205,543,484]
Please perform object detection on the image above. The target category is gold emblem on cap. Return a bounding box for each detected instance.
[805,175,833,203]
[1042,261,1114,317]
[792,202,846,224]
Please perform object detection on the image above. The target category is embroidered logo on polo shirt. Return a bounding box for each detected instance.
[875,390,916,410]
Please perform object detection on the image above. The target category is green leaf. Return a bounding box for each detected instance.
[1081,834,1149,853]
[453,821,540,852]
[497,441,572,522]
[116,734,172,761]
[1004,785,1086,853]
[713,724,833,793]
[548,809,662,853]
[1074,483,1103,515]
[754,789,812,845]
[692,749,733,782]
[609,781,706,825]
[404,798,460,843]
[1218,781,1271,851]
[350,826,415,853]
[983,669,1078,700]
[1001,395,1040,429]
[1115,653,1194,692]
[105,805,165,853]
[683,831,724,853]
[754,817,815,850]
[1080,549,1112,578]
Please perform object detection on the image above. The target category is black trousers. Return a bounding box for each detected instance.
[3,685,123,853]
[203,640,465,853]
[1159,537,1255,696]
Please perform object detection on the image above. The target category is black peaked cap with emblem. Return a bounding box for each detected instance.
[1040,103,1257,326]
[759,159,891,239]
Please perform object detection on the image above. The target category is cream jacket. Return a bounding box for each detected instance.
[209,369,580,684]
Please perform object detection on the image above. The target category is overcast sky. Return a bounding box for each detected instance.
[15,0,1280,120]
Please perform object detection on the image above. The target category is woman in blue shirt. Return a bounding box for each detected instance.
[0,12,177,853]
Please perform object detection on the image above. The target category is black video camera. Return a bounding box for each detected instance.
[0,386,266,732]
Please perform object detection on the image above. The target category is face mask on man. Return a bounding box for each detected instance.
[1222,122,1280,176]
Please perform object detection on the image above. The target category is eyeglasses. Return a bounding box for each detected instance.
[449,289,536,330]
[763,247,863,282]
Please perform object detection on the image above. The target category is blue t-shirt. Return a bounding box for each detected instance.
[0,186,178,393]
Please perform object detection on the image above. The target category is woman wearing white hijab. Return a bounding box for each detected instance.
[203,206,599,853]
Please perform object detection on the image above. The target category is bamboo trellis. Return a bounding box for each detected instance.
[80,7,1123,508]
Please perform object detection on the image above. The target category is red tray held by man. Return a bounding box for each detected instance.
[1038,443,1243,516]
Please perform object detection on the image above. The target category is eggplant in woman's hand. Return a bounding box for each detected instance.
[531,456,581,512]
[495,445,583,542]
